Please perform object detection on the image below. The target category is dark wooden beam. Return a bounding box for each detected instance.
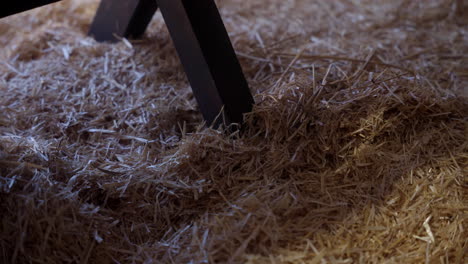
[88,0,158,42]
[156,0,254,127]
[1,0,62,18]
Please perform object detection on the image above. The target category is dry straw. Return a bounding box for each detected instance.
[0,0,467,263]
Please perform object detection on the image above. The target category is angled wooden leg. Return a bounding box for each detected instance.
[1,0,61,18]
[156,0,254,126]
[88,0,158,42]
[89,0,254,126]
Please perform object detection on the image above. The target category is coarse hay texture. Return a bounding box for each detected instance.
[0,0,467,263]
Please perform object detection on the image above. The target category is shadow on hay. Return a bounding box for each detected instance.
[2,74,466,263]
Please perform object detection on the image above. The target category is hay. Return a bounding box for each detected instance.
[0,0,467,263]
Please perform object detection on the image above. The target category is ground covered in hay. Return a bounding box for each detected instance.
[0,0,467,263]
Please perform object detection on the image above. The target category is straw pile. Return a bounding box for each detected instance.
[0,0,467,263]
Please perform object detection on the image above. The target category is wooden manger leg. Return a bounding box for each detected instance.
[156,0,254,127]
[90,0,254,127]
[88,0,158,42]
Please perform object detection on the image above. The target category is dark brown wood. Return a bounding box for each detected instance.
[88,0,158,42]
[156,0,254,127]
[1,0,62,18]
